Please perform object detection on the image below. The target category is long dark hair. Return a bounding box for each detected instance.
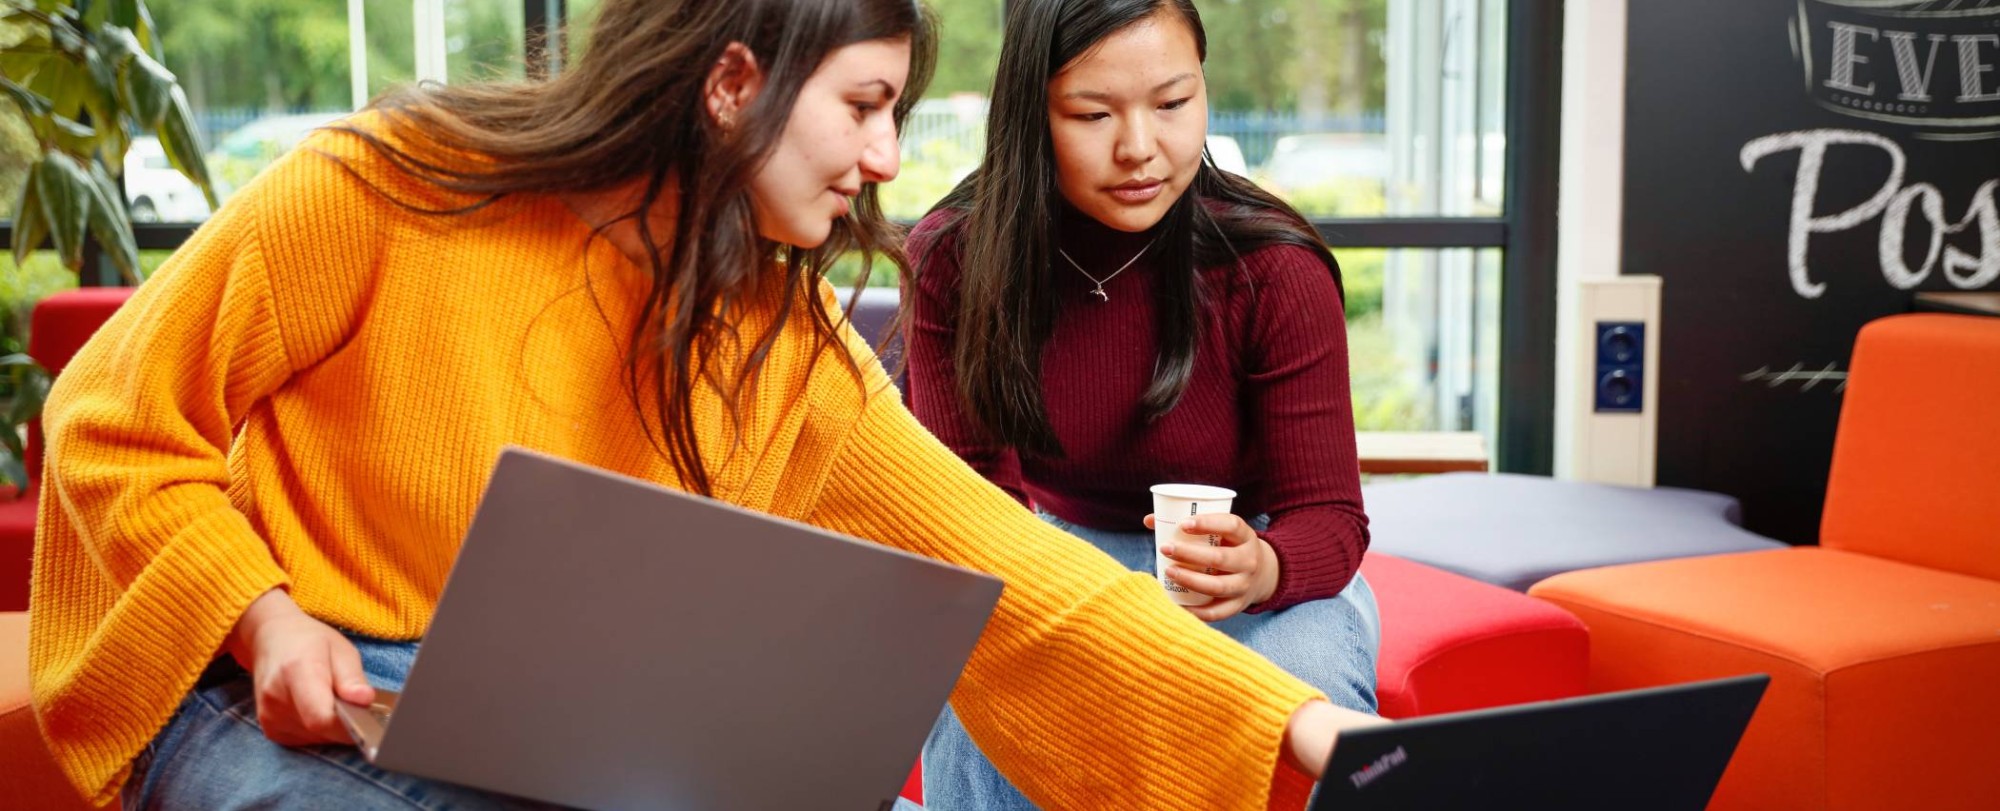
[911,0,1340,459]
[327,0,936,496]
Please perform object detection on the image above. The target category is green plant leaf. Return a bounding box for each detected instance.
[11,168,48,265]
[0,454,25,493]
[0,27,52,84]
[0,52,44,86]
[34,150,92,270]
[43,11,80,55]
[134,0,161,59]
[110,0,139,29]
[0,74,50,118]
[84,159,138,282]
[0,355,50,464]
[46,110,95,154]
[0,354,51,432]
[77,39,120,141]
[94,20,136,61]
[160,85,215,207]
[27,55,82,119]
[125,60,172,130]
[103,26,169,129]
[8,380,46,427]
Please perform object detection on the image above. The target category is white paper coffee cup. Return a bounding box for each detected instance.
[1150,483,1237,606]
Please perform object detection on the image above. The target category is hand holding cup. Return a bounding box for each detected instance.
[1148,484,1280,622]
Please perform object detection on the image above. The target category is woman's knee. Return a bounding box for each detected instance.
[1218,600,1379,711]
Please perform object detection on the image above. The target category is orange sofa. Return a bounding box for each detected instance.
[1532,314,2000,811]
[3,612,96,810]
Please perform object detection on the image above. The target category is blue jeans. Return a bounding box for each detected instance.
[123,636,928,811]
[921,513,1381,811]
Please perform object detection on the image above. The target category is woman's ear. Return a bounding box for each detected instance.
[705,42,765,131]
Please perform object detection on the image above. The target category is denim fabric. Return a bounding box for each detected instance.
[122,637,931,811]
[121,636,571,811]
[921,513,1380,811]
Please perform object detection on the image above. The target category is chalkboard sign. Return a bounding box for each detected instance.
[1625,0,2000,543]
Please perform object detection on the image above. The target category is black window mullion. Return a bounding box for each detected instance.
[1313,217,1506,249]
[526,0,567,80]
[1497,0,1563,475]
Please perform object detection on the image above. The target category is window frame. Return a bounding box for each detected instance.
[3,0,1559,473]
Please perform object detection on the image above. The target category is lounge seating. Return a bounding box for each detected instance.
[1361,552,1589,718]
[1532,314,2000,811]
[1365,472,1784,592]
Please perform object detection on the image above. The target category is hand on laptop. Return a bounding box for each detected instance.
[226,588,378,747]
[1284,699,1393,779]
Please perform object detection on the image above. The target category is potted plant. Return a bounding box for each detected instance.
[0,0,214,490]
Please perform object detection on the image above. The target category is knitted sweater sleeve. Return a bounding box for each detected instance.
[805,359,1324,811]
[29,133,382,803]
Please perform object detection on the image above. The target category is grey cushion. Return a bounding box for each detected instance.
[1363,473,1785,591]
[835,286,903,378]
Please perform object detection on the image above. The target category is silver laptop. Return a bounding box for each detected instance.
[335,447,1003,811]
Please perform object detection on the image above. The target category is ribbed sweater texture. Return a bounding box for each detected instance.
[28,123,1322,809]
[905,207,1369,612]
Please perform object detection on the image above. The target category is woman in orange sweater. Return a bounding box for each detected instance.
[30,1,1375,809]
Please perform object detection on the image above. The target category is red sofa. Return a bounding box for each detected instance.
[0,287,136,611]
[1363,552,1590,718]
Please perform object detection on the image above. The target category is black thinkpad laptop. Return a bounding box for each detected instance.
[1313,674,1768,811]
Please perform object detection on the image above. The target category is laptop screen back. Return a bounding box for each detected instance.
[373,448,1003,811]
[1313,674,1767,811]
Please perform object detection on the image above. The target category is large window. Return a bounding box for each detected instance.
[0,0,527,224]
[1196,0,1513,441]
[0,0,1556,470]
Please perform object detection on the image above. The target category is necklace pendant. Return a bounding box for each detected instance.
[1091,287,1110,303]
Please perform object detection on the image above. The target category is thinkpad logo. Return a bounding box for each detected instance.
[1347,745,1409,789]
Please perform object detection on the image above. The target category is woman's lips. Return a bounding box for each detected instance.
[1108,181,1164,204]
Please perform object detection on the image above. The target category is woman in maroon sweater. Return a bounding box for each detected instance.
[903,0,1379,807]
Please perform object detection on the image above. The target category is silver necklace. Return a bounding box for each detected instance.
[1058,235,1159,303]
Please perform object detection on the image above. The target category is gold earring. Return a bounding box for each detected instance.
[717,110,735,131]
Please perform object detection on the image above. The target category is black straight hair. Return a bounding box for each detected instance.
[910,0,1342,459]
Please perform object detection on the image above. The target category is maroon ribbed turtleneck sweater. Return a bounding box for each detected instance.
[904,205,1368,612]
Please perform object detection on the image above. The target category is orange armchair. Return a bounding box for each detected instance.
[1531,314,2000,811]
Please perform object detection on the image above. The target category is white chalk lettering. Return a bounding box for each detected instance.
[1740,129,2000,298]
[1826,22,1880,96]
[1957,35,2000,103]
[1886,31,1948,103]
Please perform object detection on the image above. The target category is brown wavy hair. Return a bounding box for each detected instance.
[328,0,937,495]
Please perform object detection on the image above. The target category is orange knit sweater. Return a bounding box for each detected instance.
[28,124,1322,809]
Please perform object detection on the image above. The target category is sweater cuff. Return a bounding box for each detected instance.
[41,501,288,804]
[1249,513,1362,613]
